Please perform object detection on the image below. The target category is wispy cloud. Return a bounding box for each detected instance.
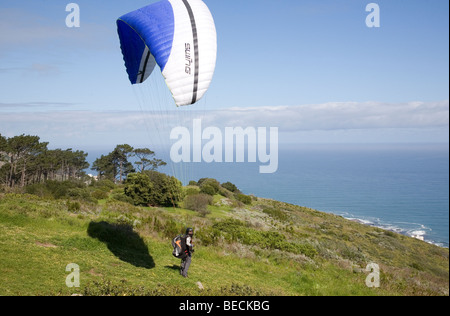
[1,100,448,129]
[0,110,144,133]
[0,101,77,109]
[0,100,448,146]
[208,100,450,131]
[0,63,61,77]
[29,63,61,76]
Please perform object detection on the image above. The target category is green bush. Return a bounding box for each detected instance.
[25,183,52,198]
[144,171,184,207]
[185,187,200,196]
[162,219,183,239]
[184,194,213,217]
[198,178,220,194]
[218,187,232,198]
[124,173,153,206]
[67,187,94,202]
[236,193,252,205]
[91,190,109,200]
[200,184,216,196]
[195,227,221,246]
[82,279,269,296]
[221,181,239,193]
[297,244,318,258]
[211,219,317,258]
[67,200,81,213]
[111,192,135,204]
[262,207,290,222]
[91,179,115,190]
[25,180,90,201]
[124,171,184,207]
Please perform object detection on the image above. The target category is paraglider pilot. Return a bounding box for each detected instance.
[181,228,194,278]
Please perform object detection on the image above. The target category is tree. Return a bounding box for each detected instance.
[0,134,7,166]
[114,144,135,182]
[134,148,167,172]
[124,170,184,207]
[123,173,153,206]
[92,154,116,181]
[145,170,184,207]
[0,134,90,186]
[6,135,48,187]
[68,150,90,179]
[0,134,8,186]
[92,145,135,182]
[0,134,7,153]
[39,149,65,181]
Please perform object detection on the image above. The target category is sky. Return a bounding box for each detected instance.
[0,0,449,151]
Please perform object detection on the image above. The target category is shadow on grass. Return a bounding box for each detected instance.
[87,221,155,269]
[164,264,180,271]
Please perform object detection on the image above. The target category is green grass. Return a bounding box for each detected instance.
[0,193,448,296]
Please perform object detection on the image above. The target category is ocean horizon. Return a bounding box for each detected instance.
[83,143,449,248]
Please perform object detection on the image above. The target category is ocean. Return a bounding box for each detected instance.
[85,143,449,248]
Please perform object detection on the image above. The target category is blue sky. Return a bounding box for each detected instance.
[0,0,448,149]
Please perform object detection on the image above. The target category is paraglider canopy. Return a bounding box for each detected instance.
[117,0,217,107]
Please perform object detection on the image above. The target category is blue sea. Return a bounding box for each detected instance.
[86,143,449,248]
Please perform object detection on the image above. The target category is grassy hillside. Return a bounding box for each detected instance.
[0,190,448,296]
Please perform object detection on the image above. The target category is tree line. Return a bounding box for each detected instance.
[0,134,89,188]
[1,134,248,211]
[0,133,166,188]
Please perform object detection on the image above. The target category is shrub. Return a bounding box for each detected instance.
[236,193,252,205]
[82,279,269,296]
[111,192,135,204]
[91,189,109,200]
[161,219,183,239]
[184,194,213,217]
[200,184,216,196]
[221,181,239,193]
[25,180,95,201]
[262,207,290,222]
[124,171,184,207]
[185,187,200,196]
[67,200,81,213]
[198,178,220,194]
[218,187,232,198]
[211,219,317,258]
[296,243,318,258]
[195,227,221,246]
[25,183,52,198]
[91,179,115,190]
[124,173,153,206]
[144,170,184,207]
[67,187,94,202]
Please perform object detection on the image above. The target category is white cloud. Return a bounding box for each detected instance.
[205,100,449,131]
[0,100,448,147]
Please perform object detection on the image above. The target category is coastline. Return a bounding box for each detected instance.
[345,216,446,248]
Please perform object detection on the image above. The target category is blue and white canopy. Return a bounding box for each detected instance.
[117,0,217,106]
